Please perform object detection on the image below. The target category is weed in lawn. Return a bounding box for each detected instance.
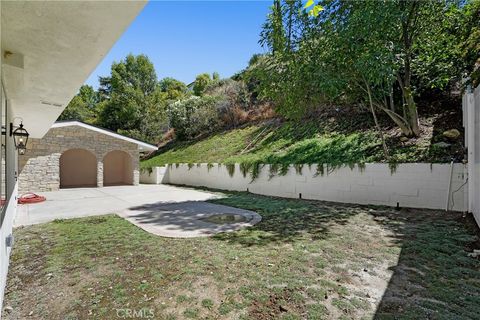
[307,303,329,319]
[218,301,234,315]
[183,307,199,318]
[201,298,214,310]
[306,287,328,301]
[176,294,191,304]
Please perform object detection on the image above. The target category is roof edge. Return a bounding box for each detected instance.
[52,121,158,151]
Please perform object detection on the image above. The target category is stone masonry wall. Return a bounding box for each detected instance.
[18,126,140,192]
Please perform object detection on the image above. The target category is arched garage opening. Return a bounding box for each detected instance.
[103,150,133,186]
[60,149,97,188]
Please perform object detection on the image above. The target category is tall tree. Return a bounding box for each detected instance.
[98,54,165,143]
[193,73,212,96]
[259,0,471,137]
[158,77,189,101]
[260,0,287,54]
[59,85,99,123]
[257,0,324,119]
[329,0,467,137]
[459,0,480,87]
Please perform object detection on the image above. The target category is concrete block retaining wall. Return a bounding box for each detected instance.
[157,163,467,211]
[140,166,166,184]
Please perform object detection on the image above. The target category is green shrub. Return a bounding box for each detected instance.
[206,78,251,128]
[167,95,221,140]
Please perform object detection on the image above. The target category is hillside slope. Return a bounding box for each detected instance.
[142,106,464,169]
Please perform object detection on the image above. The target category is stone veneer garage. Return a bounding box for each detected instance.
[18,121,157,193]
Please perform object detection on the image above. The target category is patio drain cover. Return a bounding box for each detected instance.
[199,213,249,224]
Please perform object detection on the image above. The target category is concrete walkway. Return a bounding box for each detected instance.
[15,184,219,227]
[15,184,261,238]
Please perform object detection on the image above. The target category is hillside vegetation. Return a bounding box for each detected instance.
[59,0,477,170]
[141,106,464,169]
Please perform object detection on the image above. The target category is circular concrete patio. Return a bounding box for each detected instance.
[119,201,262,238]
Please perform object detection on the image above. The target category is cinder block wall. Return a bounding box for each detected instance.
[140,166,166,184]
[18,126,140,192]
[163,163,467,211]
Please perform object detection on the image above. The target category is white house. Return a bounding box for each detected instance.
[0,1,146,315]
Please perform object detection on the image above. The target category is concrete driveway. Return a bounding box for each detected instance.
[15,184,220,227]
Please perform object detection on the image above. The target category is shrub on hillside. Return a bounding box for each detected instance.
[205,78,250,106]
[167,95,221,140]
[205,78,252,128]
[168,78,277,140]
[218,105,250,128]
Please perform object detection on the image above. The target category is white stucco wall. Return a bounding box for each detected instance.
[0,185,18,317]
[163,163,467,212]
[0,95,20,318]
[464,85,480,227]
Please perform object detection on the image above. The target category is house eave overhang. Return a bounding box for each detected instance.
[1,1,147,138]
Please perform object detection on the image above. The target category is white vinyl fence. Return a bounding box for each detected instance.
[143,163,467,212]
[463,84,480,226]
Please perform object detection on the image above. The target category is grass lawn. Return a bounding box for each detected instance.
[4,191,480,320]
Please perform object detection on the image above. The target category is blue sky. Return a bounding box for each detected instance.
[85,1,272,88]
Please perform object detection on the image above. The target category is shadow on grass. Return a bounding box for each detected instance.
[209,191,480,318]
[369,209,480,319]
[263,133,382,165]
[208,191,385,245]
[229,121,384,165]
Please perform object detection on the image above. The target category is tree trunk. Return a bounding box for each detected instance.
[365,81,390,160]
[399,0,420,137]
[286,1,293,52]
[389,90,395,112]
[402,46,420,136]
[404,86,420,136]
[382,108,413,136]
[401,58,420,136]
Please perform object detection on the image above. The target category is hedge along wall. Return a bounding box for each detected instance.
[153,163,467,211]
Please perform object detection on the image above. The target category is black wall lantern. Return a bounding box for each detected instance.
[10,122,29,155]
